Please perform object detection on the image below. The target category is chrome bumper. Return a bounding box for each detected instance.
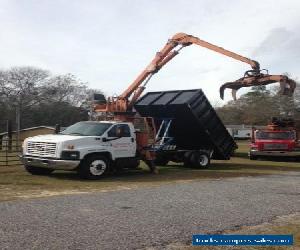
[19,155,80,170]
[249,150,300,157]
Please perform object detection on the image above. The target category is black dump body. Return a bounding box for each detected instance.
[134,89,237,160]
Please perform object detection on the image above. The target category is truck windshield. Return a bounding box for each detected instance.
[60,122,112,136]
[256,131,295,140]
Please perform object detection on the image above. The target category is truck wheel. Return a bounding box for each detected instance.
[191,152,210,168]
[249,155,258,160]
[78,155,109,179]
[25,165,54,175]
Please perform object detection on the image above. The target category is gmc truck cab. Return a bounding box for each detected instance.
[20,121,140,179]
[249,129,300,160]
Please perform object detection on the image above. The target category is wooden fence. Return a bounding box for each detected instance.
[0,139,22,167]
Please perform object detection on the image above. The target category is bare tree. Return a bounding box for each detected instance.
[0,66,100,131]
[42,74,88,106]
[0,66,49,109]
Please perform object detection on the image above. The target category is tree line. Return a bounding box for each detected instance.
[0,66,299,133]
[0,66,101,132]
[215,83,300,125]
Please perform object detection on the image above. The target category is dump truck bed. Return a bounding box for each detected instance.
[134,89,237,160]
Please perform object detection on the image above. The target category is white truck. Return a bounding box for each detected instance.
[20,121,144,179]
[20,89,237,179]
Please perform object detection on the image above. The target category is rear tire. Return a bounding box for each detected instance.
[78,155,110,179]
[190,152,210,168]
[25,165,54,175]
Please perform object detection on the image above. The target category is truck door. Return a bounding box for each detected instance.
[106,124,136,158]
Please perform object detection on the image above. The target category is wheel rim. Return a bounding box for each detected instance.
[89,159,107,176]
[199,155,208,166]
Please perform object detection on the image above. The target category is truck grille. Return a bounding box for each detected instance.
[27,142,57,157]
[263,143,288,150]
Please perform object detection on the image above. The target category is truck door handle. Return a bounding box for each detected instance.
[131,138,134,142]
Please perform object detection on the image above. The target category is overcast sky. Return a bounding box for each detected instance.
[0,0,299,104]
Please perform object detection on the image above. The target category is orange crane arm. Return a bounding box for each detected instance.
[94,32,295,114]
[121,32,260,104]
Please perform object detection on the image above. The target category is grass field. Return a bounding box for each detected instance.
[0,141,299,202]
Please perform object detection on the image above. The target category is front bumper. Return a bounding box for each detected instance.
[249,150,300,157]
[19,155,80,170]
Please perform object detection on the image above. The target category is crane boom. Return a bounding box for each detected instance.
[120,32,260,100]
[94,32,295,115]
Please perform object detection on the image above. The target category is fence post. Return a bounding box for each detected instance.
[7,120,12,152]
[55,124,61,134]
[16,106,21,151]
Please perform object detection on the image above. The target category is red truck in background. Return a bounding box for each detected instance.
[249,117,300,160]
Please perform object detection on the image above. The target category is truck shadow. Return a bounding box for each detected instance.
[47,170,261,183]
[47,161,300,182]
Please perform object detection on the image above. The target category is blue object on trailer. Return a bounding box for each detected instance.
[153,118,176,151]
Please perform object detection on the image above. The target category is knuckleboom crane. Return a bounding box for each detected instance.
[94,32,296,118]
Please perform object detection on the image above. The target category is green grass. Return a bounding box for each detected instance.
[0,141,299,201]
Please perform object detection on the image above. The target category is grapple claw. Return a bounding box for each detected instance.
[219,73,296,100]
[219,80,244,100]
[279,79,295,96]
[231,89,237,101]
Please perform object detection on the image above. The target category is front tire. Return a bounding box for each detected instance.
[25,165,54,175]
[78,155,110,179]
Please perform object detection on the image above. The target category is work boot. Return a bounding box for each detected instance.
[146,160,159,174]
